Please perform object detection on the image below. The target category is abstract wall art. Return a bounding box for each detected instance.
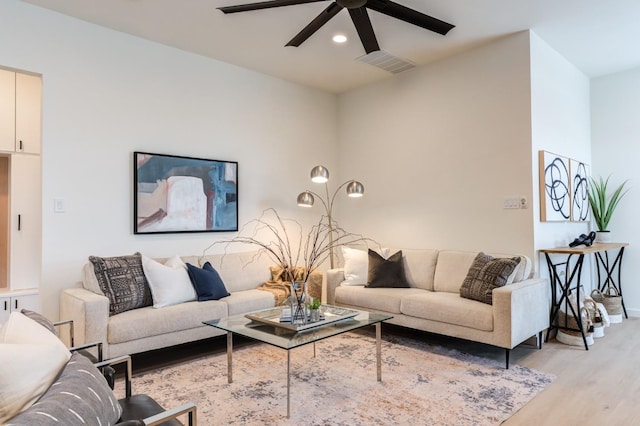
[570,158,590,222]
[134,151,238,234]
[539,151,570,222]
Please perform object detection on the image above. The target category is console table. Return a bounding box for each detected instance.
[540,242,629,350]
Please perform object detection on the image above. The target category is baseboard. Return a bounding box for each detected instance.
[624,308,640,318]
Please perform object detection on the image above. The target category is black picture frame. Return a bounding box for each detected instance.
[134,151,238,234]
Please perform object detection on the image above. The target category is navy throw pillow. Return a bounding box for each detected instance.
[186,262,230,301]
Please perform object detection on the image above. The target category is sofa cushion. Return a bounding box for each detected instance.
[201,252,272,293]
[89,253,153,315]
[142,255,197,308]
[390,249,438,291]
[107,300,228,344]
[460,253,521,305]
[400,291,494,332]
[366,249,409,288]
[433,250,531,293]
[335,286,425,314]
[0,313,72,423]
[223,289,276,316]
[186,262,231,301]
[5,352,122,426]
[433,251,479,293]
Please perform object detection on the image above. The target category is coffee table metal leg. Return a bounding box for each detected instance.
[376,322,382,382]
[227,332,233,384]
[287,350,291,418]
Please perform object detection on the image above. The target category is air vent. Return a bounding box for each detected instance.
[357,50,415,74]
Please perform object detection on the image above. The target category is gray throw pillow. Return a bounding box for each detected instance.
[6,352,122,425]
[366,249,410,288]
[460,252,521,305]
[90,253,152,316]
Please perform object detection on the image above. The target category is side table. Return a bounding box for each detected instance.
[540,242,629,350]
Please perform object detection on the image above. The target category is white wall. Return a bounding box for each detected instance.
[0,0,337,319]
[336,32,535,259]
[591,66,640,316]
[529,33,593,290]
[530,32,592,249]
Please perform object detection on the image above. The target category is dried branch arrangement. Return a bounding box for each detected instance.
[202,208,374,282]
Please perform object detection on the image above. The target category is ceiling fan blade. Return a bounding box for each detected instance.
[366,0,454,35]
[349,7,380,54]
[219,0,326,14]
[286,2,343,47]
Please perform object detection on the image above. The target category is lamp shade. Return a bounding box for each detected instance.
[346,180,364,197]
[310,165,329,183]
[297,191,314,207]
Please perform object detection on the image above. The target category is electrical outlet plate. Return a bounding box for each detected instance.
[54,198,65,213]
[503,196,528,209]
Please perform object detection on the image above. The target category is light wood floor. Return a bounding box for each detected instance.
[505,317,640,425]
[132,318,640,425]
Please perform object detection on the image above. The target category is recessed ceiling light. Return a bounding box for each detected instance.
[332,34,347,43]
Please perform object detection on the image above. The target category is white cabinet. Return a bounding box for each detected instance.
[0,290,39,323]
[0,69,15,152]
[0,69,41,154]
[8,154,41,290]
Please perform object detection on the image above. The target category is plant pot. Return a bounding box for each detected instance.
[595,231,611,243]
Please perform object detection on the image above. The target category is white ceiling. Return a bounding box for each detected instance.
[21,0,640,93]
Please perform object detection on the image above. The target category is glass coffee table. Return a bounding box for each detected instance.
[203,306,392,418]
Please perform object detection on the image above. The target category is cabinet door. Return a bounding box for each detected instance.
[0,295,10,323]
[15,73,41,155]
[10,293,39,313]
[0,69,15,152]
[9,155,41,290]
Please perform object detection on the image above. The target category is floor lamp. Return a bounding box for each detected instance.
[296,165,364,269]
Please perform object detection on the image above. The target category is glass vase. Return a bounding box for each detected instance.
[290,281,308,326]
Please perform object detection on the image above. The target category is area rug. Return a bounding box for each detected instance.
[121,332,554,425]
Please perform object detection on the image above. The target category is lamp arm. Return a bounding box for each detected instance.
[328,180,352,217]
[303,189,330,217]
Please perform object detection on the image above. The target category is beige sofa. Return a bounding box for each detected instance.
[326,249,550,368]
[60,251,279,358]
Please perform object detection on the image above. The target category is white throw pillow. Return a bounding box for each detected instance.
[142,255,197,308]
[0,312,71,423]
[340,246,389,286]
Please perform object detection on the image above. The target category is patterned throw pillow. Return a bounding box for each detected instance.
[366,249,410,288]
[459,253,521,305]
[90,253,152,316]
[6,352,122,425]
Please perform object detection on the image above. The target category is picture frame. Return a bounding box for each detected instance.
[134,151,238,234]
[570,158,590,222]
[539,150,570,222]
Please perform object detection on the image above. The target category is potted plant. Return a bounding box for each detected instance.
[588,175,629,242]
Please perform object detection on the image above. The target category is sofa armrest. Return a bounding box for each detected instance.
[492,277,550,348]
[60,287,110,354]
[142,402,197,426]
[326,268,345,305]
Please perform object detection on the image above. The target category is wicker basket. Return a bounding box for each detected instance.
[591,287,623,323]
[583,298,605,338]
[556,307,594,346]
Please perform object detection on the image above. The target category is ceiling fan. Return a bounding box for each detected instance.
[218,0,455,54]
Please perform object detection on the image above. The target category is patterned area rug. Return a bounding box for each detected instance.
[122,332,554,425]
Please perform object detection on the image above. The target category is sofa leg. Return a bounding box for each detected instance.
[505,349,510,369]
[537,331,543,349]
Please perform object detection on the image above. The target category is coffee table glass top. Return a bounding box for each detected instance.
[204,306,392,350]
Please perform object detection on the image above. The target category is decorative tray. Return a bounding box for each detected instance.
[245,305,360,332]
